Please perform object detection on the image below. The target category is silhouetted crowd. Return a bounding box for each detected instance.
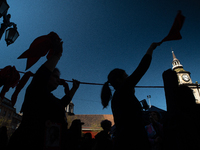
[0,119,112,150]
[0,116,161,150]
[1,97,200,150]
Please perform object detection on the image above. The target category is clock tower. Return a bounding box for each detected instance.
[172,51,200,103]
[172,51,192,84]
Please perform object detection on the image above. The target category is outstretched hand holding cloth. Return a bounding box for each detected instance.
[161,11,185,43]
[18,31,62,70]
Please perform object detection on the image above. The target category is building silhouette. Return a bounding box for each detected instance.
[0,97,22,136]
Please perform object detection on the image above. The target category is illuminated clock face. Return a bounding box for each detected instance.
[182,74,190,82]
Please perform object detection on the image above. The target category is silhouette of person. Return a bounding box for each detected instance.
[81,133,94,150]
[101,42,161,150]
[145,111,163,150]
[93,120,112,150]
[67,119,84,150]
[7,36,80,149]
[45,125,60,147]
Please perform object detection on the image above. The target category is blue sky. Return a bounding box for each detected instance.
[1,0,200,114]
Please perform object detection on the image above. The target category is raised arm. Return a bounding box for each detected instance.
[146,42,161,56]
[126,42,161,88]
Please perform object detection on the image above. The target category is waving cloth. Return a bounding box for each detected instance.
[0,66,20,99]
[161,11,185,43]
[18,32,61,70]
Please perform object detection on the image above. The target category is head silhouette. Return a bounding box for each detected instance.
[108,68,127,89]
[101,119,112,132]
[101,68,127,108]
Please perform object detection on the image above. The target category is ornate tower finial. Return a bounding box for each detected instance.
[172,51,176,60]
[172,51,183,70]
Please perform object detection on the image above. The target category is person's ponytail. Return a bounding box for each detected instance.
[101,81,112,109]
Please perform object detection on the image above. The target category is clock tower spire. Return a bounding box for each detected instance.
[172,51,183,71]
[171,51,192,84]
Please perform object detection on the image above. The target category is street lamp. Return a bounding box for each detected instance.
[0,1,19,46]
[0,0,9,18]
[5,24,19,46]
